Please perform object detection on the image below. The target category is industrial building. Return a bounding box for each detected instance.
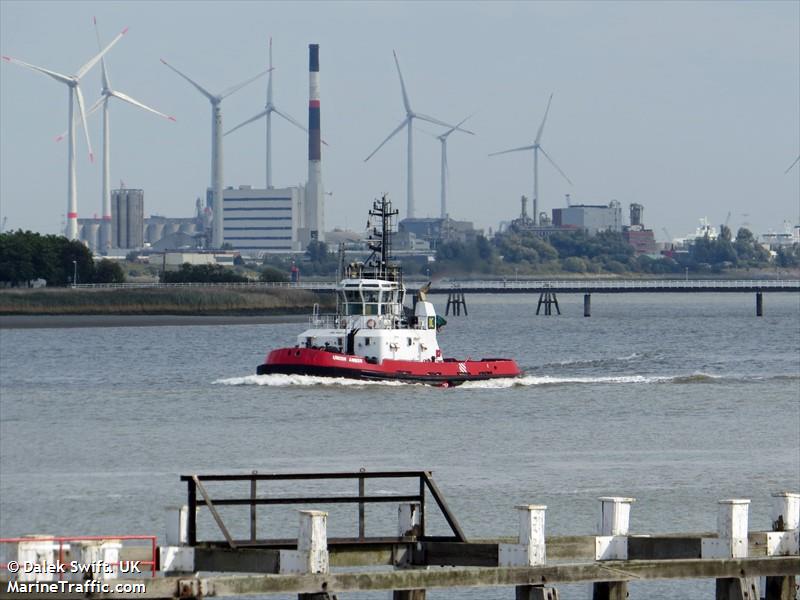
[220,185,306,255]
[397,217,481,250]
[552,201,622,234]
[111,188,145,249]
[622,203,657,254]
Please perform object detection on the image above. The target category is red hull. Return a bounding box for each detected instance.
[257,348,521,385]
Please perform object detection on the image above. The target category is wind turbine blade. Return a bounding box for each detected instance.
[534,93,554,145]
[488,144,535,157]
[267,36,274,105]
[56,95,104,142]
[439,114,475,139]
[786,155,800,174]
[108,89,176,121]
[224,109,268,136]
[74,85,94,162]
[272,106,308,133]
[1,56,72,85]
[364,118,408,162]
[273,105,329,146]
[415,112,474,134]
[539,145,573,185]
[75,25,128,80]
[219,67,272,99]
[160,58,215,101]
[392,50,412,114]
[93,16,111,90]
[443,143,449,181]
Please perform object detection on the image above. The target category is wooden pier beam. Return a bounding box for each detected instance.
[593,496,635,600]
[765,492,800,600]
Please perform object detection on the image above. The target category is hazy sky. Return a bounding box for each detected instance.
[1,0,798,241]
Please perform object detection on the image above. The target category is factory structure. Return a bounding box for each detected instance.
[499,195,657,255]
[76,44,326,258]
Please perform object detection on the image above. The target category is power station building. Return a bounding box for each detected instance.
[112,188,145,249]
[220,185,307,254]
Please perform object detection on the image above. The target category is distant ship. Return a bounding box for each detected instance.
[256,195,521,386]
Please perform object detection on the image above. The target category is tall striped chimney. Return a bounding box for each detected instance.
[305,43,324,242]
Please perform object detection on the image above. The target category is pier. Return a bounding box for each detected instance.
[2,470,797,599]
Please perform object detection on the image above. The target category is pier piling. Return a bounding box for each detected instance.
[445,288,467,316]
[593,497,635,600]
[756,292,764,317]
[584,293,591,317]
[536,291,560,315]
[765,492,800,600]
[702,499,760,600]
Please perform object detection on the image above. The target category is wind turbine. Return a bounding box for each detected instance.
[786,155,800,174]
[489,93,572,225]
[436,115,473,218]
[69,18,175,252]
[2,25,128,240]
[161,58,270,248]
[365,51,473,219]
[225,38,307,189]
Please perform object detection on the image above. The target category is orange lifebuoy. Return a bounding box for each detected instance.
[366,318,376,329]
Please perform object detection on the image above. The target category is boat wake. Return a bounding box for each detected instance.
[540,352,644,369]
[214,372,796,389]
[459,372,795,389]
[214,374,410,387]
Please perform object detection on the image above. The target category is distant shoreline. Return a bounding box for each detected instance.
[0,314,308,329]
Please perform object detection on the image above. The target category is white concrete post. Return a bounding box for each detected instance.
[160,505,195,574]
[279,510,329,574]
[702,499,750,558]
[498,504,547,567]
[77,540,121,580]
[771,492,800,531]
[16,536,61,582]
[767,492,800,556]
[166,505,189,546]
[595,496,635,560]
[398,503,421,538]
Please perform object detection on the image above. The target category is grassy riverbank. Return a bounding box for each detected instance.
[0,287,335,316]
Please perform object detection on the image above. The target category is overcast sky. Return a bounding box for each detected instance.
[1,0,798,241]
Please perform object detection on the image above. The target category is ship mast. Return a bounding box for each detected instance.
[366,194,399,280]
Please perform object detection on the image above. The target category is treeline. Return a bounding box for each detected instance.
[0,230,124,286]
[162,263,291,283]
[430,227,781,276]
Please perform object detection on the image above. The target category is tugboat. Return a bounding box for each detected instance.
[256,195,521,386]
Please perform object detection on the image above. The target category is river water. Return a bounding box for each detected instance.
[1,293,798,599]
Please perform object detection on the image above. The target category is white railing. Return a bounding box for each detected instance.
[68,279,799,291]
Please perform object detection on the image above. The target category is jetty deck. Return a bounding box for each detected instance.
[2,471,797,599]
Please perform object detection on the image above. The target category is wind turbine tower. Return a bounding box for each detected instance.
[437,115,473,218]
[2,25,128,240]
[489,93,572,225]
[226,38,308,189]
[161,58,270,248]
[365,51,472,219]
[89,18,175,252]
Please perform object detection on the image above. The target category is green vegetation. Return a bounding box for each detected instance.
[0,287,334,315]
[161,263,250,283]
[426,227,781,276]
[0,230,100,286]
